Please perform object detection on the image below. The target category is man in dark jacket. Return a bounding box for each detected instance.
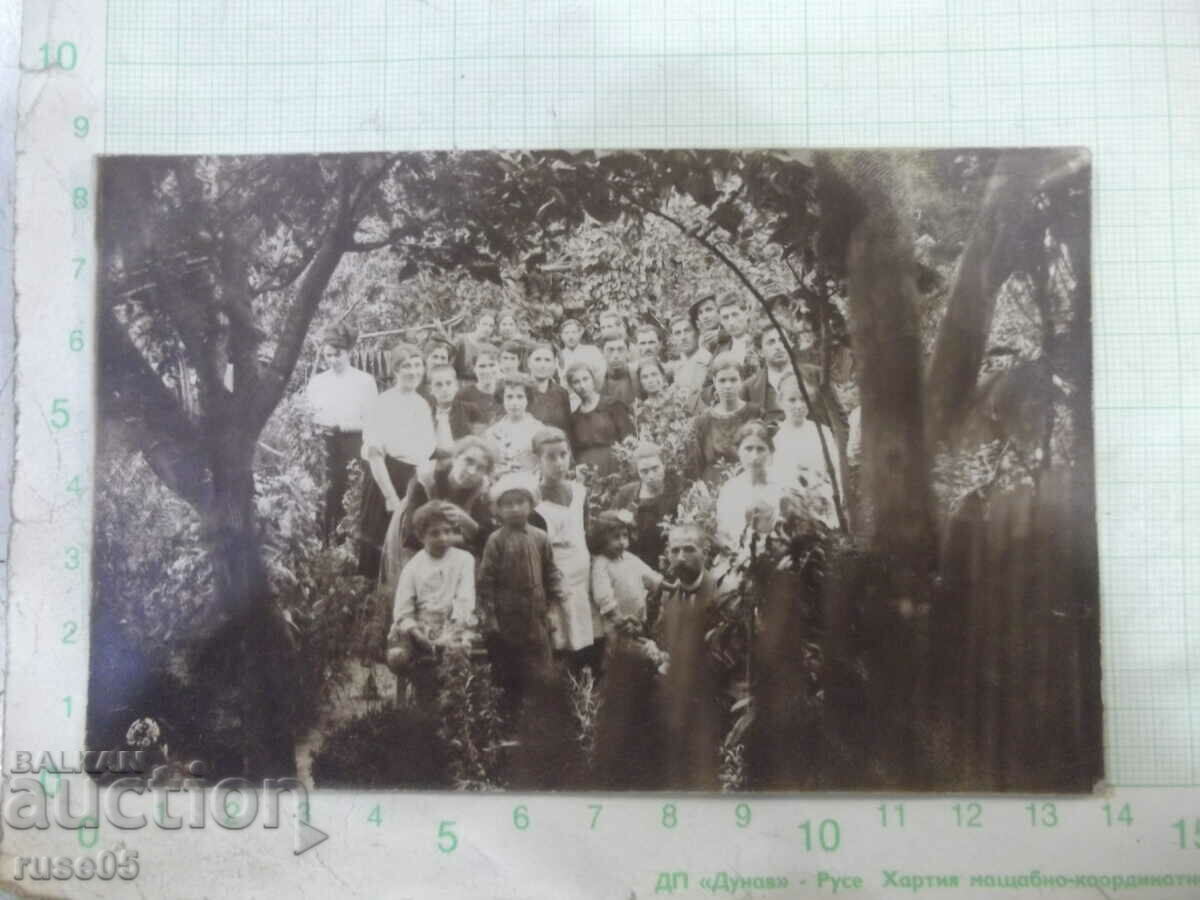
[653,522,727,790]
[600,334,639,408]
[739,325,792,425]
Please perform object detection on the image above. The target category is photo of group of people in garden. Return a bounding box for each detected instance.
[90,148,1101,792]
[306,290,845,783]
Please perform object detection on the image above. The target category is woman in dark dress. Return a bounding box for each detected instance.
[565,361,634,476]
[381,435,500,592]
[687,351,762,485]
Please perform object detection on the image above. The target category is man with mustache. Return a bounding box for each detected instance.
[651,522,727,789]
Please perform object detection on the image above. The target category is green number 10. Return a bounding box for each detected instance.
[39,42,78,70]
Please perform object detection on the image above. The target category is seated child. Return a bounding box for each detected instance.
[386,500,478,710]
[477,471,566,720]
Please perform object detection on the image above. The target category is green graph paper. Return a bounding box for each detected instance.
[100,0,1200,787]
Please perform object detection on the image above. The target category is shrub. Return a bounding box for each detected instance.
[436,651,506,790]
[311,702,448,789]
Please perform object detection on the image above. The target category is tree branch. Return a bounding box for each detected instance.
[251,239,319,296]
[350,154,404,217]
[925,149,1068,448]
[99,303,213,512]
[253,160,364,432]
[133,259,225,421]
[217,231,264,415]
[343,236,393,253]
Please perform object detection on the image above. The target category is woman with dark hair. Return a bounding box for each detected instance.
[381,435,501,592]
[715,421,796,550]
[485,373,546,475]
[498,339,527,378]
[636,357,669,402]
[358,342,436,580]
[687,352,762,485]
[526,342,572,433]
[565,361,634,476]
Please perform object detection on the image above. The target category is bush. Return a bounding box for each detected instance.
[436,651,506,790]
[311,702,448,789]
[93,450,217,647]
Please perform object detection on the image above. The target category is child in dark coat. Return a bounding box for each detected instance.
[477,472,566,721]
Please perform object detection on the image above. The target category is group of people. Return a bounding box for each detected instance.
[303,293,842,732]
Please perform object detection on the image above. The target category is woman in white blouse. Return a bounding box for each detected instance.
[715,421,794,551]
[485,373,546,476]
[357,341,436,580]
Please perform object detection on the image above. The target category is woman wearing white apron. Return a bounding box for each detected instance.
[531,426,594,666]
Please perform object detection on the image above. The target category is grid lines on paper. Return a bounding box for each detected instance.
[100,0,1200,787]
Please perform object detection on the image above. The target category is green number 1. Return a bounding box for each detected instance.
[1173,819,1200,849]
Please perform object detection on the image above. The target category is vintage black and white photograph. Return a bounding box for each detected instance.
[89,148,1100,792]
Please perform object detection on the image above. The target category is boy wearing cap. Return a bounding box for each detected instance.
[477,472,566,719]
[305,325,379,546]
[387,500,477,710]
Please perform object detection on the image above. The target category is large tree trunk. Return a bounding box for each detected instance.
[820,152,937,786]
[196,436,298,778]
[837,155,936,559]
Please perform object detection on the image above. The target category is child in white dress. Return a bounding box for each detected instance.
[532,427,595,668]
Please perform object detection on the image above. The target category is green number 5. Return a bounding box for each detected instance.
[437,820,457,853]
[50,397,70,429]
